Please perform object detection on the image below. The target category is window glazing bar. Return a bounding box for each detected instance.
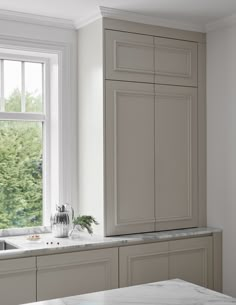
[21,61,25,112]
[0,59,5,112]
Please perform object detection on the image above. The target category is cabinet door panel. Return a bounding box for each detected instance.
[0,257,36,305]
[119,242,168,287]
[169,237,213,288]
[155,85,198,231]
[106,81,155,235]
[155,37,197,86]
[106,30,154,83]
[37,248,118,301]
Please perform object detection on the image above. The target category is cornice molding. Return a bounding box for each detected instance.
[0,9,75,30]
[99,6,205,33]
[206,14,236,32]
[74,12,101,29]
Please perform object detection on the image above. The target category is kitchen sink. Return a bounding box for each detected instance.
[0,240,19,251]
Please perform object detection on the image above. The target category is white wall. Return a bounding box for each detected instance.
[207,25,236,297]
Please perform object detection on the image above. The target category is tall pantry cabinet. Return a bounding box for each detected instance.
[78,18,206,236]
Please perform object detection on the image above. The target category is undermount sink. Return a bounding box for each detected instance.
[0,240,19,251]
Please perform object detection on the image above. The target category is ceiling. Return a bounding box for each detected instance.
[0,0,236,31]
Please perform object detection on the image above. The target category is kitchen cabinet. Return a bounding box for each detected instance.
[37,247,118,301]
[119,236,213,289]
[119,242,169,287]
[169,236,213,288]
[0,257,36,305]
[105,30,154,83]
[155,85,198,231]
[105,80,155,235]
[78,17,206,236]
[105,30,197,87]
[154,37,197,86]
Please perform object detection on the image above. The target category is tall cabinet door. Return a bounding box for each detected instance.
[155,85,198,231]
[105,81,155,235]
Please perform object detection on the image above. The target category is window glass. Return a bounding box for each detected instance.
[4,60,21,112]
[0,121,43,229]
[25,62,43,113]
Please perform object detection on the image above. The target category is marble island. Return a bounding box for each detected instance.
[0,227,221,259]
[20,279,236,305]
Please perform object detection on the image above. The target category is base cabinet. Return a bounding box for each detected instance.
[119,242,169,287]
[169,236,213,288]
[37,248,118,301]
[119,236,213,289]
[0,257,36,305]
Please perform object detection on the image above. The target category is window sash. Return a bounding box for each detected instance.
[0,112,45,121]
[0,54,45,115]
[0,53,51,228]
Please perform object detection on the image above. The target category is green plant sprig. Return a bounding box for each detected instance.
[73,215,98,234]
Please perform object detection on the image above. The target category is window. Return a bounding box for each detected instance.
[0,54,50,229]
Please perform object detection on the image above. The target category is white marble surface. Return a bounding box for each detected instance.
[0,227,221,260]
[20,279,236,305]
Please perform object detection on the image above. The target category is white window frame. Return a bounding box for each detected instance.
[0,53,51,227]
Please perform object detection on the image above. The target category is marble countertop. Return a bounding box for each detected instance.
[0,227,221,260]
[20,279,236,305]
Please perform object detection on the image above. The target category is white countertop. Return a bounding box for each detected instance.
[0,227,221,260]
[20,279,236,305]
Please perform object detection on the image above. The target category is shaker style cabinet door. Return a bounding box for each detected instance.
[155,85,198,231]
[37,248,118,301]
[154,37,197,86]
[105,81,155,236]
[169,237,213,288]
[119,242,169,287]
[0,257,36,305]
[105,30,154,83]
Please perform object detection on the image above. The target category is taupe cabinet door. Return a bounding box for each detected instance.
[169,237,213,288]
[119,242,169,287]
[37,248,118,301]
[105,81,155,235]
[119,236,213,289]
[155,85,198,231]
[105,30,154,83]
[155,37,197,86]
[0,257,36,305]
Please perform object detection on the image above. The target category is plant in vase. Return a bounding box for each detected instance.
[69,215,98,238]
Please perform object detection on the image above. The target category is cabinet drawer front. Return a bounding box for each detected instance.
[119,242,168,287]
[155,85,198,231]
[105,81,155,235]
[169,237,213,288]
[105,30,154,83]
[37,248,118,301]
[155,37,197,86]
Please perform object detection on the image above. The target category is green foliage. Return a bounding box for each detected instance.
[73,215,98,235]
[0,90,43,229]
[5,88,42,113]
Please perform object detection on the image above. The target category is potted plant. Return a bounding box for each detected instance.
[69,215,98,238]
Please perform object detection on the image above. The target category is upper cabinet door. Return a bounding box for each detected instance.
[105,81,155,236]
[154,37,197,86]
[155,85,198,231]
[105,30,154,83]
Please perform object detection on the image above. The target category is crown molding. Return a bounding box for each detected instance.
[99,6,205,33]
[74,12,101,29]
[206,14,236,32]
[0,9,75,30]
